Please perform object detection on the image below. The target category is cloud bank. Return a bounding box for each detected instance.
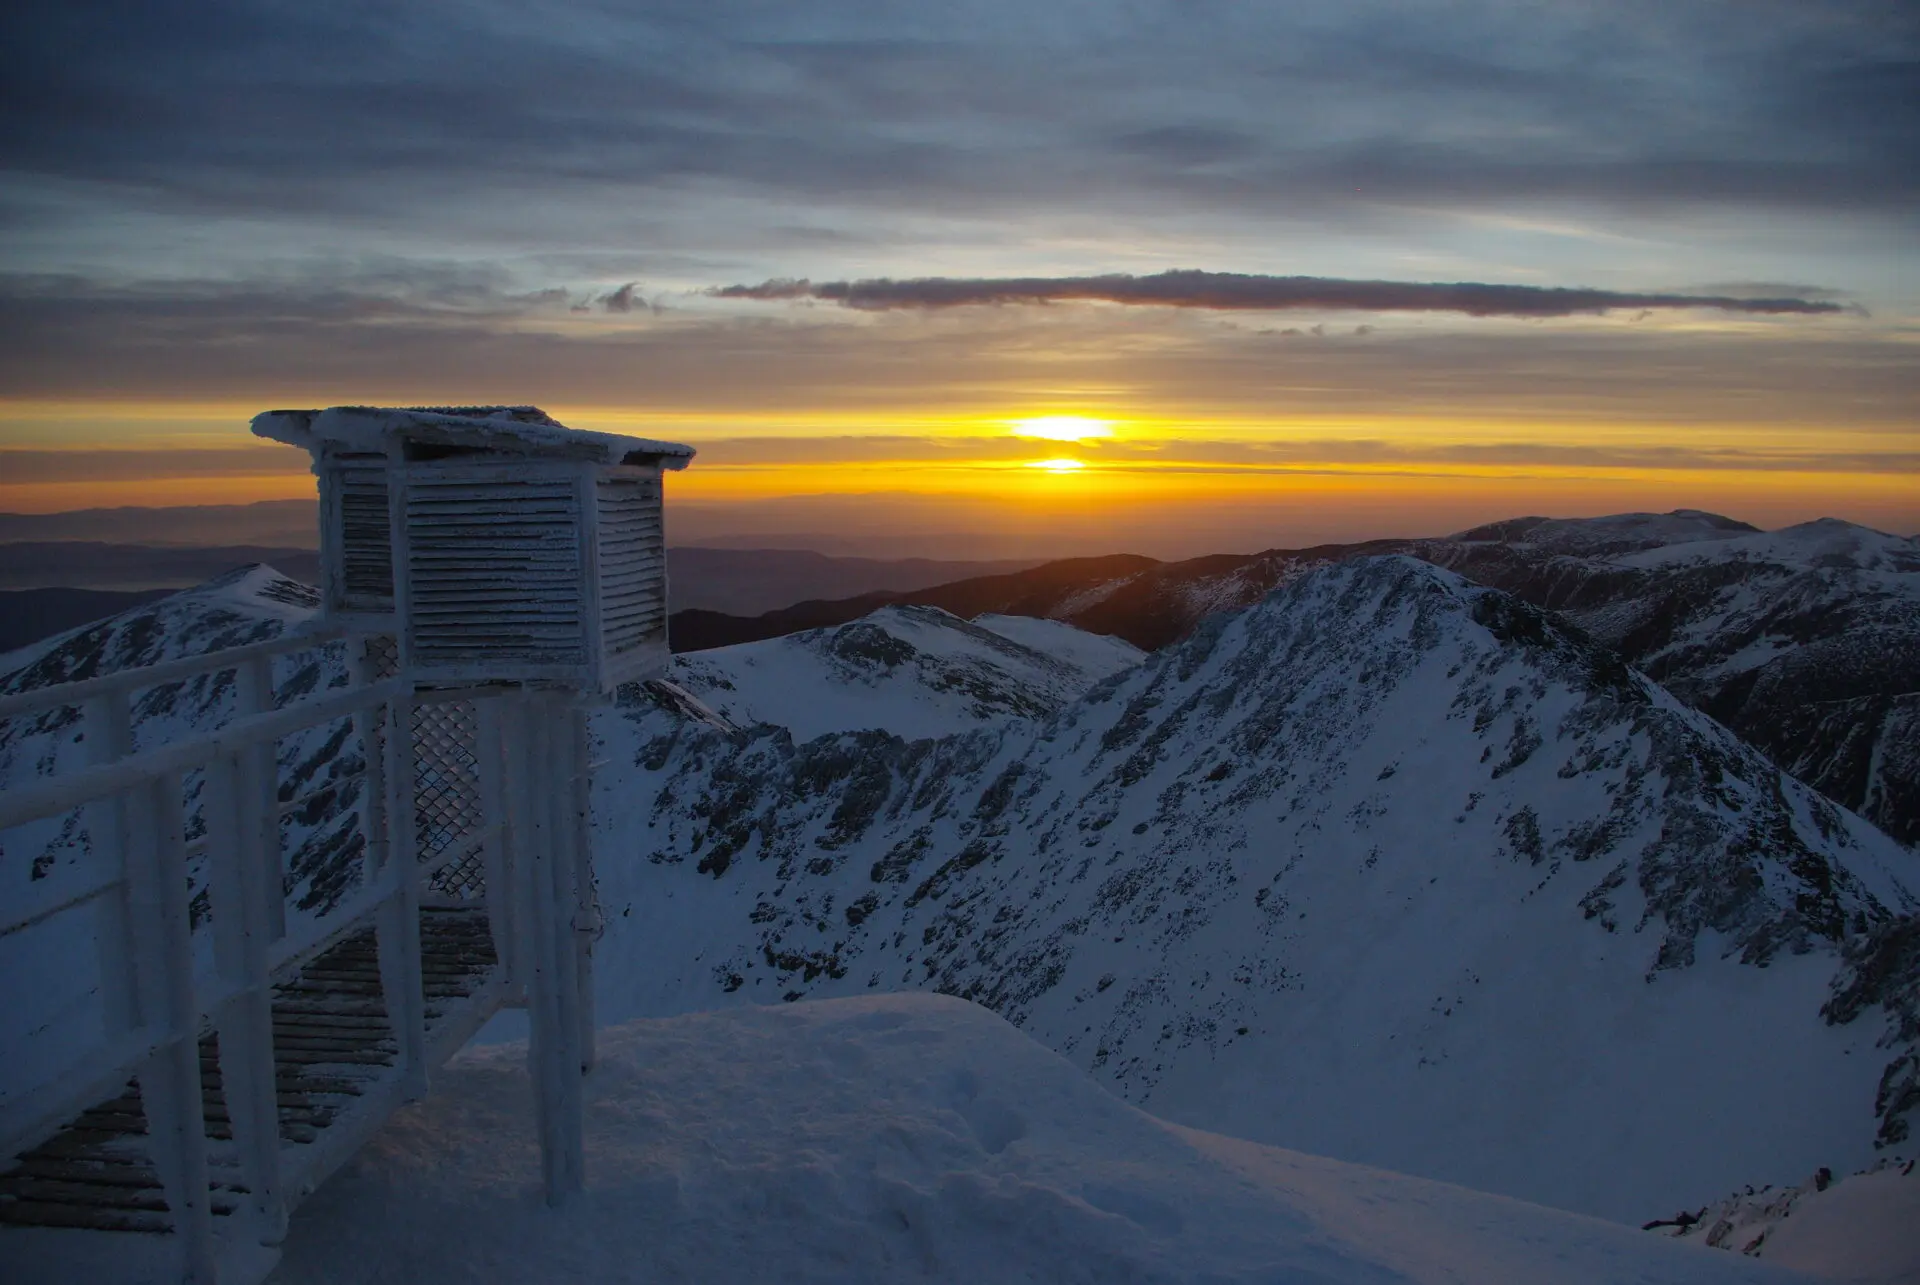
[0,270,1907,428]
[713,271,1848,318]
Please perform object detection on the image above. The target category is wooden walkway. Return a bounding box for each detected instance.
[0,907,499,1236]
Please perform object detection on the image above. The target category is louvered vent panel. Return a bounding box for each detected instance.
[406,477,585,666]
[596,475,666,661]
[335,462,394,611]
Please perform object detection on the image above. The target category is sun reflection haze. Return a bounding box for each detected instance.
[1011,416,1113,442]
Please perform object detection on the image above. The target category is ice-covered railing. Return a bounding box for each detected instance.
[0,404,677,1281]
[0,623,533,1277]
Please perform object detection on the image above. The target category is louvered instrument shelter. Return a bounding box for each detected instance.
[252,406,695,693]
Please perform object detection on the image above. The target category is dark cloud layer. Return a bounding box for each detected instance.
[714,271,1846,317]
[0,1,1914,234]
[0,271,1908,428]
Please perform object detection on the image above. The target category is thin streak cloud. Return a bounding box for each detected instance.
[713,271,1850,318]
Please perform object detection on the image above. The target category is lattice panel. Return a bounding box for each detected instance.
[411,698,487,901]
[363,634,400,680]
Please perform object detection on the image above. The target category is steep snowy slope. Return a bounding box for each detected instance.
[0,563,319,700]
[204,997,1805,1285]
[1424,519,1920,845]
[589,557,1920,1223]
[669,605,1141,739]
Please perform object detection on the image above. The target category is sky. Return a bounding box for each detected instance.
[0,0,1914,557]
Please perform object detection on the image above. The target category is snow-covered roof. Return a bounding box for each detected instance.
[252,405,694,469]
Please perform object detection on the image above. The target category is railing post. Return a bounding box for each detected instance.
[377,688,428,1098]
[352,641,389,890]
[350,638,427,1097]
[125,770,216,1282]
[514,692,584,1204]
[474,698,518,992]
[236,653,285,942]
[208,749,287,1245]
[567,698,597,1073]
[82,691,137,1038]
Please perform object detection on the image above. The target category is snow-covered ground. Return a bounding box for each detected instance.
[12,994,1810,1284]
[669,604,1141,740]
[1653,1159,1920,1284]
[584,557,1920,1224]
[1617,518,1920,577]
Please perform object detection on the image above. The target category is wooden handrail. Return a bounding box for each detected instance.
[0,621,352,721]
[0,677,409,834]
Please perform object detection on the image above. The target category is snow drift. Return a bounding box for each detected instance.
[1651,1157,1920,1284]
[671,604,1142,740]
[85,995,1810,1284]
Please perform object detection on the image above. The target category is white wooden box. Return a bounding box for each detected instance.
[254,406,691,694]
[397,458,668,690]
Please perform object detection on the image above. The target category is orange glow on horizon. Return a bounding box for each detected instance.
[0,399,1909,538]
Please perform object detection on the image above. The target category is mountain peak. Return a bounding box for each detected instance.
[0,563,317,693]
[597,555,1918,1218]
[1619,517,1920,574]
[1448,510,1759,555]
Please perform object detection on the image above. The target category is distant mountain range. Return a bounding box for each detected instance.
[657,548,1045,615]
[0,540,1042,648]
[0,542,324,591]
[0,499,320,547]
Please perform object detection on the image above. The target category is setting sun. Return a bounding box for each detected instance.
[1010,416,1113,442]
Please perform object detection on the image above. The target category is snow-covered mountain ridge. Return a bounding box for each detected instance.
[0,566,361,902]
[1446,508,1761,555]
[1419,517,1920,848]
[671,605,1142,739]
[591,556,1920,1221]
[6,551,1916,1233]
[664,512,1920,847]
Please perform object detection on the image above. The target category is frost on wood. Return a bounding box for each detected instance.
[252,404,693,693]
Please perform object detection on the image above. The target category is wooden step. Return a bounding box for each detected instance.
[1,905,501,1234]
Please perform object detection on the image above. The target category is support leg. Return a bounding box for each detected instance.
[208,752,287,1245]
[126,773,217,1282]
[515,694,585,1204]
[377,694,428,1098]
[567,699,597,1073]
